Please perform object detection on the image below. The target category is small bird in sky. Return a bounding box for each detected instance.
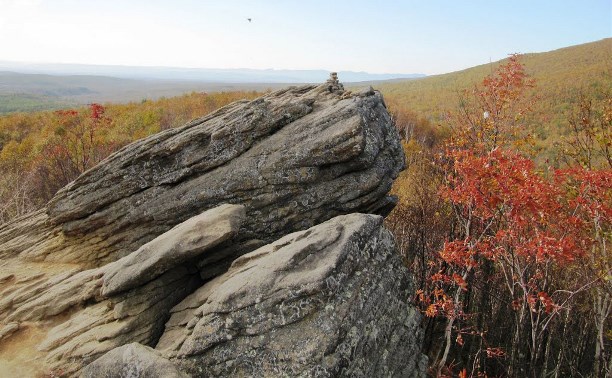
[247,18,252,22]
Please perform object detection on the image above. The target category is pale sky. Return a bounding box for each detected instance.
[1,0,610,75]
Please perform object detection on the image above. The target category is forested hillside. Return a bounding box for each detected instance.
[0,71,279,114]
[379,38,611,160]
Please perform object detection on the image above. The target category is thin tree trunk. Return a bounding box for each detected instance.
[594,291,611,378]
[542,330,553,378]
[553,310,570,378]
[437,315,456,375]
[511,304,527,377]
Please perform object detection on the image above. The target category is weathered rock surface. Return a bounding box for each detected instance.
[82,342,189,378]
[0,82,404,268]
[0,80,425,377]
[0,205,243,375]
[156,213,427,377]
[102,204,245,296]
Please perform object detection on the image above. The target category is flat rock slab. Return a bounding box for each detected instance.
[102,204,245,296]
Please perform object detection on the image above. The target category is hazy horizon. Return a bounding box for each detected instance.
[0,60,421,76]
[0,59,427,77]
[0,61,428,84]
[1,0,609,75]
[1,37,609,82]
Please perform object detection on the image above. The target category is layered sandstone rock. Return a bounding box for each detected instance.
[0,79,425,377]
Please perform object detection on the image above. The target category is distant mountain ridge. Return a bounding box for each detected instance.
[0,62,425,83]
[0,70,291,113]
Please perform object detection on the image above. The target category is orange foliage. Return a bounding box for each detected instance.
[0,90,263,220]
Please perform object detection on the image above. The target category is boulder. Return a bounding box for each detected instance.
[82,342,190,378]
[156,214,427,377]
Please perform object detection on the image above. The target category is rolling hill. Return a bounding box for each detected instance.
[375,38,612,154]
[0,62,425,83]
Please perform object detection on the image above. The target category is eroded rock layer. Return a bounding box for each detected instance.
[82,343,189,378]
[0,205,245,376]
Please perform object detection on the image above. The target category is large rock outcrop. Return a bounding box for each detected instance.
[0,79,426,377]
[0,82,403,268]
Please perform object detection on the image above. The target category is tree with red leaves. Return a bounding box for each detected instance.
[419,56,611,377]
[560,95,612,377]
[34,103,112,200]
